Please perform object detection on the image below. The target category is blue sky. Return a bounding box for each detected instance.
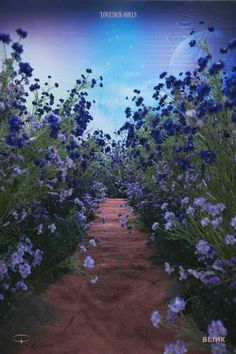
[1,1,236,134]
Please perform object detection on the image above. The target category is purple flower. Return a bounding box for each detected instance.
[207,276,221,285]
[19,62,33,77]
[211,343,227,354]
[12,42,23,55]
[0,102,5,111]
[208,26,215,32]
[32,249,43,267]
[36,224,43,235]
[230,215,236,229]
[195,240,215,260]
[0,260,8,277]
[48,224,56,233]
[19,263,31,278]
[11,252,23,267]
[90,276,98,284]
[164,221,175,231]
[201,217,210,227]
[80,245,87,253]
[83,256,95,269]
[15,281,28,291]
[152,222,159,231]
[229,280,236,289]
[164,340,187,354]
[0,294,4,301]
[193,197,207,209]
[189,40,196,47]
[0,32,11,44]
[16,28,28,38]
[89,239,96,247]
[168,297,186,314]
[179,266,187,281]
[224,234,236,245]
[77,212,86,223]
[211,217,223,229]
[150,310,162,328]
[186,206,195,216]
[228,38,236,50]
[164,262,174,274]
[207,203,226,217]
[208,320,227,338]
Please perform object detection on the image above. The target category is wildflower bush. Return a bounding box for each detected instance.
[117,28,236,353]
[0,29,107,319]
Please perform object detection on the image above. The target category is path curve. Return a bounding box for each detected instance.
[20,198,199,354]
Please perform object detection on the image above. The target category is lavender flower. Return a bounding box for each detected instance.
[186,206,195,216]
[211,343,227,354]
[164,340,187,354]
[19,263,31,278]
[152,222,159,231]
[195,240,215,260]
[164,262,174,274]
[168,297,186,314]
[15,281,28,291]
[80,245,87,253]
[179,266,187,281]
[89,239,97,247]
[48,223,56,233]
[211,217,223,229]
[224,234,236,245]
[208,320,227,338]
[150,310,162,328]
[201,217,210,227]
[90,276,98,284]
[230,215,236,229]
[83,256,95,269]
[207,276,221,285]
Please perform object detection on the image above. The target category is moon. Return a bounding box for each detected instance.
[168,30,225,75]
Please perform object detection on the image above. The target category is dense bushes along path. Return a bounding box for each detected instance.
[19,199,197,354]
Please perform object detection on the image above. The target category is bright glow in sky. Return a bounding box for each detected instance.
[1,1,236,134]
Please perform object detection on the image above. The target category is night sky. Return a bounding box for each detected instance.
[1,1,236,134]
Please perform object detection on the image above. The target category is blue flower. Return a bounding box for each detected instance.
[0,32,11,44]
[207,276,221,285]
[15,281,28,291]
[19,62,33,77]
[223,74,236,100]
[189,40,196,47]
[224,234,236,245]
[211,343,227,354]
[12,42,23,55]
[178,158,191,170]
[230,215,236,229]
[90,276,98,284]
[208,26,215,32]
[83,256,95,269]
[208,320,227,338]
[150,310,162,328]
[199,150,216,164]
[164,340,187,354]
[19,263,31,278]
[228,38,236,50]
[196,84,211,98]
[16,28,28,38]
[168,297,186,314]
[8,115,24,133]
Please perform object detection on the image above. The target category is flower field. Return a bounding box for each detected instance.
[0,26,236,354]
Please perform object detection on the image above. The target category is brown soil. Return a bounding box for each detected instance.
[17,198,202,354]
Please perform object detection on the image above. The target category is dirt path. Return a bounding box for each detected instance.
[20,198,198,354]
